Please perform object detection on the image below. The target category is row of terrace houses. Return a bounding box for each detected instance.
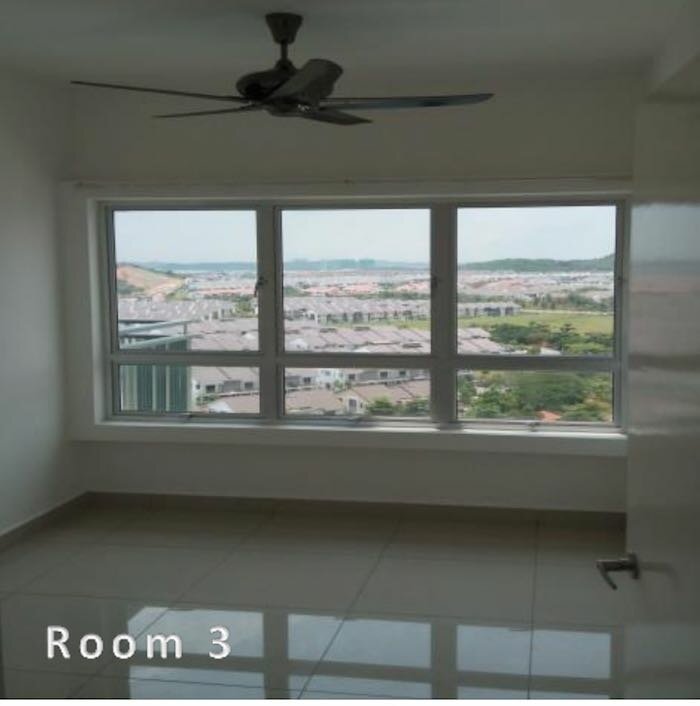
[283,297,430,324]
[205,377,431,417]
[284,297,522,324]
[457,302,523,317]
[190,366,430,398]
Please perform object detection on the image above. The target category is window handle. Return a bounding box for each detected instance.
[596,553,640,590]
[253,276,267,297]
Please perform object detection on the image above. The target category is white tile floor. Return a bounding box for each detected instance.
[0,502,626,699]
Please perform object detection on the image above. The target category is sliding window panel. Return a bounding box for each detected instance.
[282,209,431,353]
[457,370,613,424]
[117,365,260,415]
[284,368,431,418]
[113,209,259,352]
[456,206,617,356]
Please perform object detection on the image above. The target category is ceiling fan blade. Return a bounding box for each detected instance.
[322,93,494,111]
[154,105,261,119]
[300,108,371,126]
[71,80,247,103]
[269,59,343,102]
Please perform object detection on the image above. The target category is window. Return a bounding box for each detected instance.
[105,202,622,428]
[282,209,431,353]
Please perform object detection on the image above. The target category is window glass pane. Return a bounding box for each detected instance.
[457,206,616,355]
[457,370,612,423]
[117,365,260,415]
[282,209,430,353]
[114,210,258,351]
[284,368,430,417]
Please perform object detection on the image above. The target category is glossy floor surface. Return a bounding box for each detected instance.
[0,501,626,698]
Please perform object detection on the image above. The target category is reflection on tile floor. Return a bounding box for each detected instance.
[0,504,626,698]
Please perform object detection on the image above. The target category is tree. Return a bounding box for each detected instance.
[458,377,476,406]
[366,397,396,415]
[236,297,255,316]
[508,372,587,414]
[488,322,552,351]
[402,398,429,415]
[560,402,607,422]
[471,387,518,418]
[550,323,579,352]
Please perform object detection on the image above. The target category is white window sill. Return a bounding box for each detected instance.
[81,420,628,457]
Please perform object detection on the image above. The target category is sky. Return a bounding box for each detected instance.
[115,205,616,264]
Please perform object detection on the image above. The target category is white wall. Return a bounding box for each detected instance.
[70,76,640,183]
[0,70,79,535]
[64,74,637,512]
[80,441,625,512]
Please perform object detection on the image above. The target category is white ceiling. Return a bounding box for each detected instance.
[0,0,686,93]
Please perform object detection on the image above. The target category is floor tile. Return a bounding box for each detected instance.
[101,508,266,549]
[152,506,270,531]
[309,614,531,699]
[353,557,535,621]
[385,518,535,562]
[534,561,634,626]
[32,506,139,544]
[242,512,398,556]
[456,622,532,676]
[303,676,432,698]
[271,511,397,532]
[322,615,433,669]
[181,551,377,612]
[242,527,391,556]
[0,504,632,699]
[457,685,528,699]
[74,675,297,698]
[528,683,613,699]
[0,669,88,698]
[102,604,343,685]
[0,538,86,593]
[530,624,623,698]
[25,545,228,600]
[0,593,167,674]
[301,690,402,699]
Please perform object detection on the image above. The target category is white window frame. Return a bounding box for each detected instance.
[102,197,626,433]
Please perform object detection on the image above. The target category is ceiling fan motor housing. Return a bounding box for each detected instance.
[236,66,293,102]
[265,13,303,46]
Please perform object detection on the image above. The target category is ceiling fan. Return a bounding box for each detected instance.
[72,13,493,126]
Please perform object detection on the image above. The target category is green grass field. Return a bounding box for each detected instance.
[461,310,613,335]
[395,310,613,335]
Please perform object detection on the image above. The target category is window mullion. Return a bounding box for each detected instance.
[257,205,280,420]
[431,204,458,425]
[613,201,628,429]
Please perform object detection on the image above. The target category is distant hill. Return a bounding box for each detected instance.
[139,259,426,272]
[116,264,183,296]
[459,253,614,272]
[133,253,614,273]
[284,259,426,271]
[140,261,257,272]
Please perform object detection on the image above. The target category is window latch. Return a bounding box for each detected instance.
[253,276,267,297]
